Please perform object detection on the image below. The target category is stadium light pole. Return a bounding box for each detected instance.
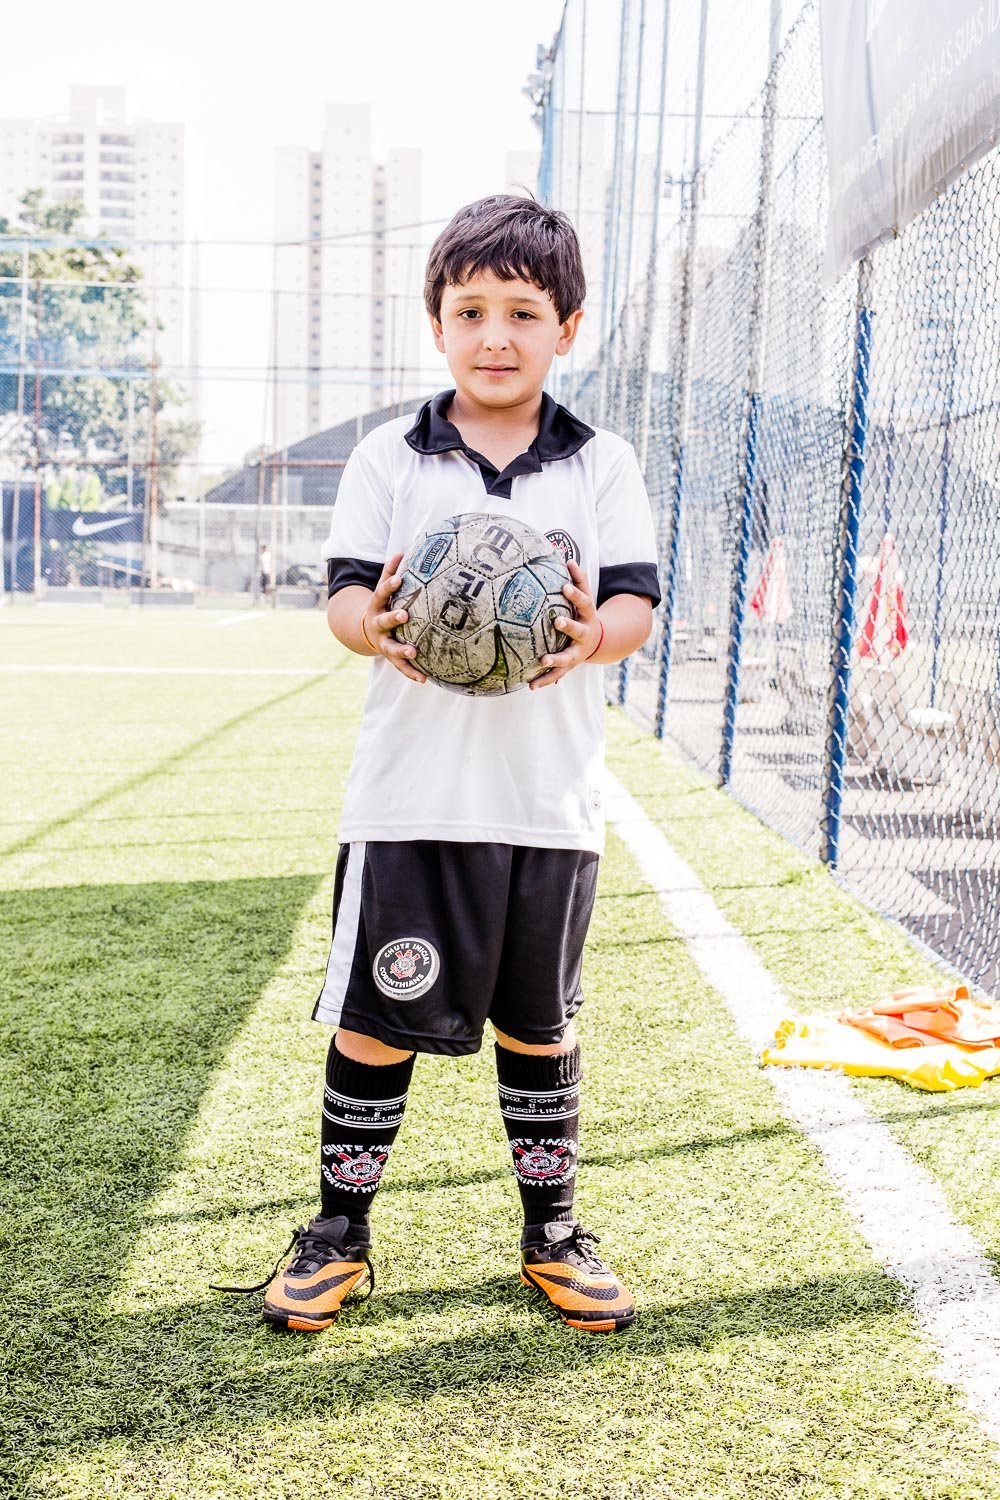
[636,0,673,479]
[599,0,631,426]
[615,0,647,710]
[654,0,710,740]
[617,0,647,440]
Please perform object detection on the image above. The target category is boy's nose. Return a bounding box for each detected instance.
[482,324,510,350]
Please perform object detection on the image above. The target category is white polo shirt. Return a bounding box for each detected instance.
[324,390,660,854]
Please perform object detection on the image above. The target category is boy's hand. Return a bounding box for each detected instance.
[529,560,602,690]
[363,553,427,684]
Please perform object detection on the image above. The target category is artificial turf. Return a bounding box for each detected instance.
[609,716,1000,1292]
[3,606,1000,1499]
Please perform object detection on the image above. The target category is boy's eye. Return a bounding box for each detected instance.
[458,309,481,320]
[512,310,535,320]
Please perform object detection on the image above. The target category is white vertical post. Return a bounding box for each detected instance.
[125,377,135,590]
[7,242,29,597]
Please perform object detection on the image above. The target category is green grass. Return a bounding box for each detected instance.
[3,607,1000,1499]
[609,715,1000,1286]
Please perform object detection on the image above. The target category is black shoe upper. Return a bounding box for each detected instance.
[520,1221,609,1273]
[286,1214,371,1276]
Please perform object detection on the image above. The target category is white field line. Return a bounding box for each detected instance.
[0,665,324,676]
[607,772,1000,1448]
[215,611,271,628]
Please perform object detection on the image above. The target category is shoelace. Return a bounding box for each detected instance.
[559,1226,608,1274]
[209,1226,375,1298]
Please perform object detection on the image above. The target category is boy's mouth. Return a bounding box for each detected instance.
[478,365,517,375]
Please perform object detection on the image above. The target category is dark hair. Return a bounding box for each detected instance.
[424,195,586,323]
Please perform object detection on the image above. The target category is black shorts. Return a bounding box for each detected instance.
[313,840,600,1055]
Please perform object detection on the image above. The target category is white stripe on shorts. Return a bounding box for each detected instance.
[314,842,366,1026]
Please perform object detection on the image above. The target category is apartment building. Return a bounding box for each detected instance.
[0,85,185,371]
[273,104,423,447]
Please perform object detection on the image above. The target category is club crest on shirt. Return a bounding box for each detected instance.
[510,1139,578,1182]
[372,937,440,999]
[546,529,580,564]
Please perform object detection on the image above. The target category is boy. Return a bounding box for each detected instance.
[263,196,659,1334]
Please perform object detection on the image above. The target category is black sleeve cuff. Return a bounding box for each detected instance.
[327,557,383,598]
[597,561,661,609]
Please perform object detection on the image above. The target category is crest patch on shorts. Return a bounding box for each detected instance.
[372,937,440,1000]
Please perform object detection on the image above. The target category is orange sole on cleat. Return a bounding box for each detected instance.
[565,1312,635,1332]
[519,1270,636,1332]
[262,1308,338,1333]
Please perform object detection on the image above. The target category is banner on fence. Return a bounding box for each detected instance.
[45,508,144,544]
[820,0,1000,279]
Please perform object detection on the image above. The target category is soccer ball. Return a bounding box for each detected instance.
[390,513,574,695]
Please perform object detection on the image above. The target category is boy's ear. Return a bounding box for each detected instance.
[555,308,584,357]
[429,313,446,354]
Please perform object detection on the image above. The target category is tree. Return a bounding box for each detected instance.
[0,190,198,503]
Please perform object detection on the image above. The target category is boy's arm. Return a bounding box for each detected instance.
[327,552,427,684]
[529,560,652,690]
[586,592,654,663]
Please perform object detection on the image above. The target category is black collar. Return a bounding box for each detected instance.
[404,389,594,476]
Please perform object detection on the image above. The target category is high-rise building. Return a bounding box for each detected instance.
[273,104,423,448]
[508,118,656,391]
[0,86,185,371]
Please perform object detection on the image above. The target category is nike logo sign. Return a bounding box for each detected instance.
[72,515,133,538]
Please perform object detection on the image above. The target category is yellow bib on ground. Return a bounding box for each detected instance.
[761,986,1000,1092]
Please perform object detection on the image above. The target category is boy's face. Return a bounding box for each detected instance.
[430,270,583,414]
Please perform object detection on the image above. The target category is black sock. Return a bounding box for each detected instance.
[495,1042,581,1231]
[319,1038,415,1231]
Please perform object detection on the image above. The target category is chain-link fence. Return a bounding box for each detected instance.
[545,0,1000,995]
[0,230,438,600]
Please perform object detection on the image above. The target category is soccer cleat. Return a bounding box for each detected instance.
[520,1221,636,1332]
[259,1214,373,1332]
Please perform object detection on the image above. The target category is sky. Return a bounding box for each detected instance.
[2,0,566,464]
[3,0,565,241]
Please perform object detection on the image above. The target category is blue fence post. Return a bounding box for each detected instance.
[719,50,778,788]
[655,438,686,738]
[618,655,630,705]
[821,257,873,869]
[720,394,760,784]
[930,331,957,708]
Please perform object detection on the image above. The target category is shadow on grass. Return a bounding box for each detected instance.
[0,874,322,1495]
[1,673,327,859]
[6,1264,905,1489]
[139,1120,798,1223]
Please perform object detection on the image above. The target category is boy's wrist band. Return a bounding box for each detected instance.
[586,619,605,661]
[360,613,377,653]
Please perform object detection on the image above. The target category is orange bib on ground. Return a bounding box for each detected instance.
[761,985,1000,1092]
